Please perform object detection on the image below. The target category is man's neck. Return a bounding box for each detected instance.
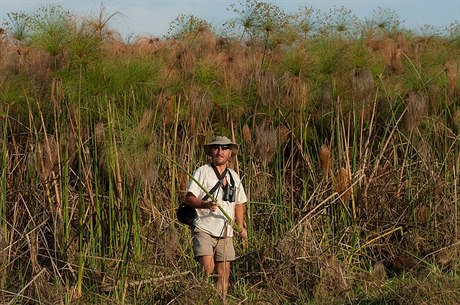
[211,162,227,174]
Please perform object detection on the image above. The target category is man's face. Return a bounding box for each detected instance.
[210,145,232,166]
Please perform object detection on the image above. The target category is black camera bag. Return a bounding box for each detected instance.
[176,203,197,226]
[176,164,234,225]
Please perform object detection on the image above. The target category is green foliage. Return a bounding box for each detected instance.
[0,81,26,105]
[446,21,460,47]
[344,39,380,70]
[3,11,32,41]
[167,14,211,38]
[2,5,73,55]
[80,57,161,98]
[28,5,73,56]
[312,39,345,76]
[291,6,323,39]
[279,45,315,76]
[1,3,460,304]
[225,0,263,38]
[226,0,289,42]
[67,20,105,66]
[319,6,360,39]
[193,58,222,85]
[350,272,460,304]
[362,7,402,34]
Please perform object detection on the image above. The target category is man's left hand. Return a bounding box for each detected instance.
[237,227,247,238]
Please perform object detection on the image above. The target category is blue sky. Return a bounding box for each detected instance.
[1,0,459,38]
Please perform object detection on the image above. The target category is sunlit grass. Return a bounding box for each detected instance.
[0,2,459,304]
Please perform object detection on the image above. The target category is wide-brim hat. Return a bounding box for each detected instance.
[204,136,239,156]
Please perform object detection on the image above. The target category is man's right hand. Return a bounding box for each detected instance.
[203,200,218,212]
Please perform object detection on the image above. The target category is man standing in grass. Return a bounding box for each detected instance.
[185,135,247,296]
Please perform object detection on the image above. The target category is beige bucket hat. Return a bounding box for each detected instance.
[204,136,239,156]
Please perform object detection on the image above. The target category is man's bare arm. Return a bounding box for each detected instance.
[235,204,247,238]
[185,192,218,211]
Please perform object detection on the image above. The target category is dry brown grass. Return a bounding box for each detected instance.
[157,91,176,127]
[365,32,406,74]
[404,90,426,131]
[137,108,154,132]
[0,35,13,82]
[178,27,218,58]
[186,85,213,127]
[315,255,347,299]
[319,82,334,112]
[282,72,309,109]
[177,45,197,73]
[319,144,331,178]
[371,261,387,282]
[414,38,426,68]
[94,121,106,150]
[0,230,5,292]
[279,124,289,145]
[250,121,289,167]
[10,46,57,94]
[391,45,404,74]
[350,67,375,121]
[105,31,126,56]
[334,167,351,204]
[453,110,460,132]
[215,46,252,93]
[1,18,460,304]
[438,246,460,269]
[189,115,197,136]
[134,35,163,54]
[350,68,374,101]
[427,83,441,114]
[416,139,433,166]
[253,121,278,163]
[0,28,6,55]
[0,28,9,68]
[444,59,458,101]
[414,205,430,225]
[392,32,407,74]
[256,71,278,107]
[216,53,238,82]
[242,123,252,144]
[157,64,182,88]
[0,46,37,88]
[36,136,58,181]
[164,39,197,74]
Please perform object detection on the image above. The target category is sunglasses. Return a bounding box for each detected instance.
[211,145,231,151]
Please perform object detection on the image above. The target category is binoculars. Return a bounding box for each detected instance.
[223,184,236,202]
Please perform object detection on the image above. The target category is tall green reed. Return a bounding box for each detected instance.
[0,108,8,292]
[1,108,8,242]
[2,4,460,301]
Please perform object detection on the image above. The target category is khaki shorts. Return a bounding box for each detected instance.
[192,228,235,262]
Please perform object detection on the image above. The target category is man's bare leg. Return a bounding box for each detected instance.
[216,261,230,296]
[198,255,215,275]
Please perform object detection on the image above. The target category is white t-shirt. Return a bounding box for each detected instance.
[186,163,247,237]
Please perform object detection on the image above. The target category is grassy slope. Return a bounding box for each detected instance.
[0,4,459,304]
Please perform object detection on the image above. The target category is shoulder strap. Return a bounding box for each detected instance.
[201,163,225,201]
[201,163,236,201]
[201,180,221,201]
[227,169,235,186]
[210,162,227,181]
[210,162,235,186]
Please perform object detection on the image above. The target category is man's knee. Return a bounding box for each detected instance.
[199,256,215,274]
[216,262,231,278]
